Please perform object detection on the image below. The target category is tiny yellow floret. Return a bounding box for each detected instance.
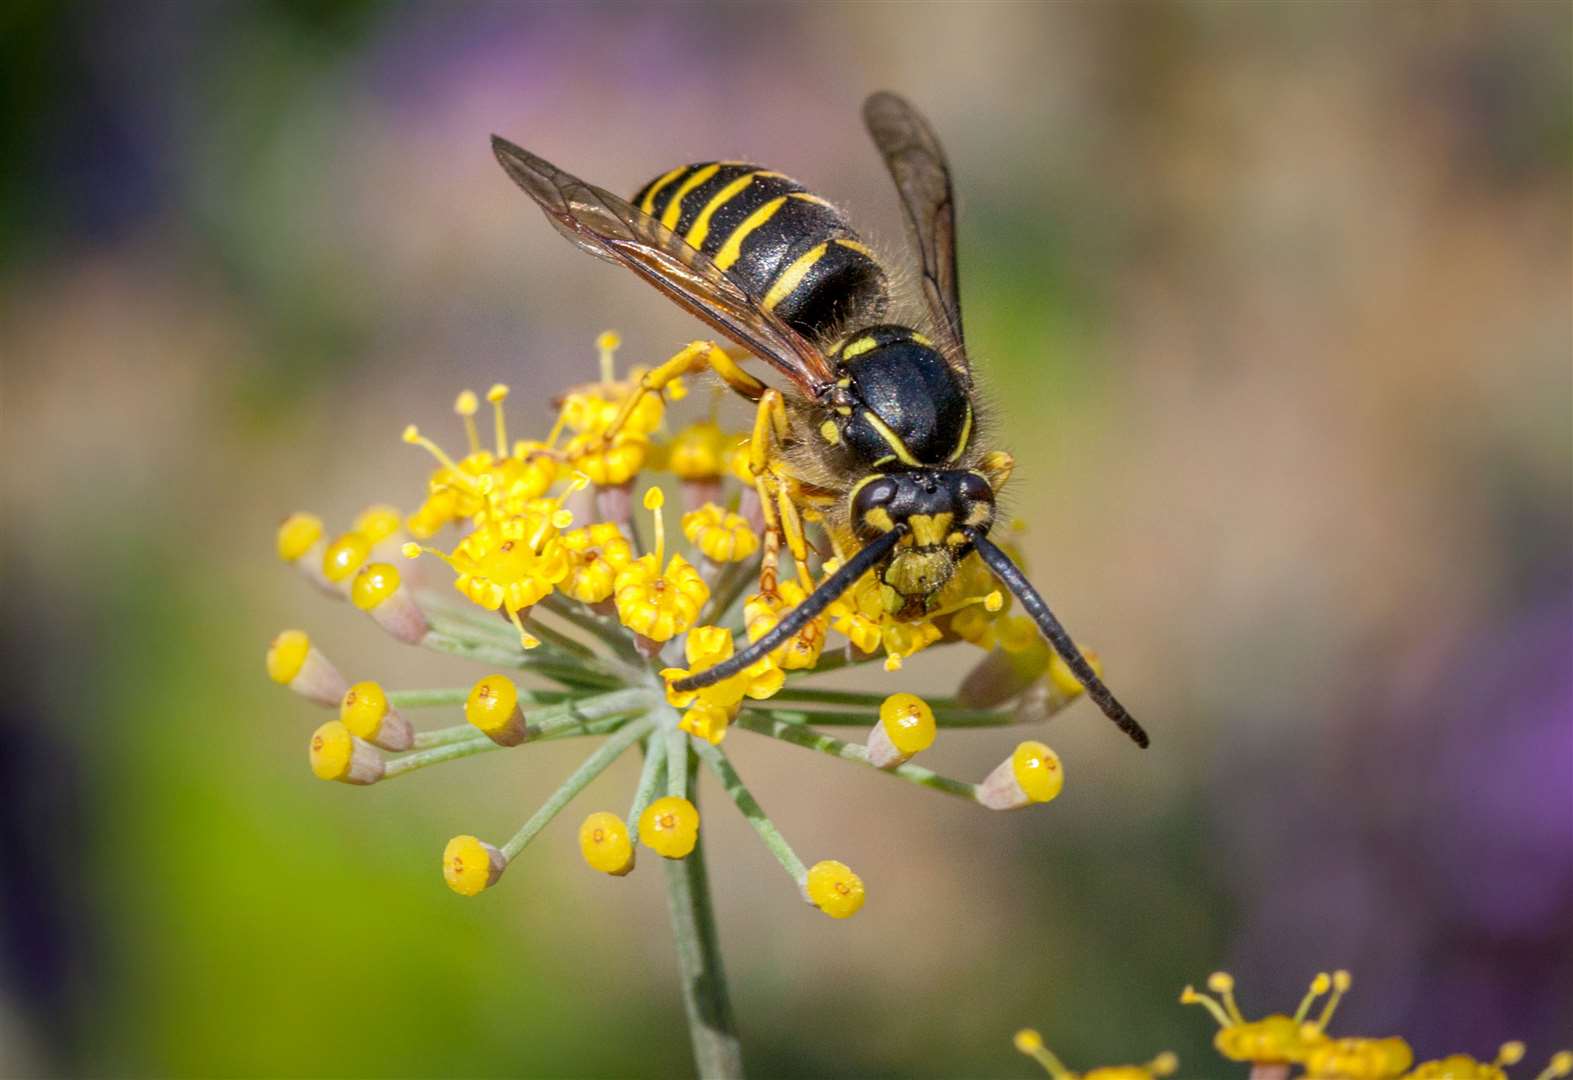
[339,681,389,740]
[322,531,372,583]
[309,721,354,780]
[465,674,525,744]
[275,512,324,562]
[579,812,635,875]
[266,629,310,684]
[1015,1029,1045,1054]
[638,796,699,859]
[1012,741,1065,803]
[879,692,936,755]
[806,859,865,918]
[350,562,402,610]
[442,835,504,896]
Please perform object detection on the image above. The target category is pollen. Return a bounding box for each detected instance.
[805,859,865,919]
[682,503,761,563]
[638,796,699,859]
[579,811,636,876]
[442,834,506,896]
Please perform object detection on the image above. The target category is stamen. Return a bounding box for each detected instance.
[401,541,467,575]
[487,384,509,457]
[645,486,666,568]
[1012,1029,1072,1079]
[1497,1043,1527,1068]
[402,425,481,493]
[1314,969,1351,1031]
[1207,971,1246,1026]
[1537,1051,1573,1080]
[1180,985,1233,1029]
[504,605,542,650]
[454,390,481,455]
[1148,1051,1179,1077]
[1294,972,1332,1024]
[596,329,621,384]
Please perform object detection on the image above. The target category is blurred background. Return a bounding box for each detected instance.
[2,2,1569,1076]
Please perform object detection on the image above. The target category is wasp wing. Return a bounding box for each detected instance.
[492,136,836,395]
[862,92,968,383]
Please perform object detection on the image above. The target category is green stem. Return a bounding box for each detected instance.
[626,735,667,835]
[662,744,744,1079]
[664,722,690,800]
[733,712,980,802]
[384,735,499,776]
[749,704,1019,728]
[541,593,645,666]
[389,687,571,711]
[500,715,655,860]
[764,686,889,708]
[692,739,807,884]
[421,631,617,689]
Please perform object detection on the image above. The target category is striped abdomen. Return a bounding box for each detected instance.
[633,162,888,343]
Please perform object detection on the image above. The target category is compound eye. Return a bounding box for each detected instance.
[957,472,993,504]
[854,477,898,512]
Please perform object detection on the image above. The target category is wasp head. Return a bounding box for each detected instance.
[849,468,995,615]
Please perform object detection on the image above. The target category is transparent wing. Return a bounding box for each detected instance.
[491,135,837,394]
[862,92,969,383]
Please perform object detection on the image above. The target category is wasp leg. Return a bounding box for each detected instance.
[596,339,719,445]
[747,388,815,598]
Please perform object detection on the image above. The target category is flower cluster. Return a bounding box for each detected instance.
[268,332,1103,917]
[1017,970,1570,1080]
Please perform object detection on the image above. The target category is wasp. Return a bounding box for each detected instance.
[492,92,1148,747]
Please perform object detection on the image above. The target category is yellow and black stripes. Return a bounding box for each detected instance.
[632,161,887,342]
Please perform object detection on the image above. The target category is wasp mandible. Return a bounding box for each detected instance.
[492,92,1148,747]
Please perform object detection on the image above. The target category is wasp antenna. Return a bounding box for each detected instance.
[672,526,908,693]
[969,533,1150,748]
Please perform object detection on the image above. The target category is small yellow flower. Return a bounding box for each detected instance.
[667,420,732,481]
[309,720,384,784]
[579,812,635,876]
[805,859,864,919]
[613,489,708,642]
[275,511,324,563]
[1182,970,1350,1066]
[352,504,403,545]
[321,530,372,586]
[682,502,760,563]
[639,796,699,859]
[661,625,783,743]
[266,629,347,705]
[339,680,413,751]
[465,674,527,746]
[1305,1037,1414,1080]
[442,835,505,896]
[559,522,634,604]
[978,740,1064,809]
[745,582,826,671]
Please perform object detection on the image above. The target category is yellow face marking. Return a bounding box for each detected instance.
[685,171,781,249]
[873,454,897,467]
[639,164,687,215]
[834,238,874,258]
[834,405,853,416]
[861,410,920,467]
[907,512,954,547]
[841,335,879,360]
[660,163,722,229]
[763,242,828,310]
[910,332,933,346]
[790,192,835,208]
[946,403,974,463]
[818,420,840,444]
[714,195,786,271]
[863,507,895,533]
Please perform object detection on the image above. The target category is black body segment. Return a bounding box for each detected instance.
[632,162,887,342]
[830,325,972,467]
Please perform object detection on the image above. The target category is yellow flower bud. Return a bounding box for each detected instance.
[465,674,527,746]
[867,692,936,767]
[805,859,864,919]
[309,721,384,784]
[339,680,413,751]
[350,562,429,645]
[638,796,699,859]
[276,512,324,563]
[681,503,761,563]
[321,531,372,587]
[578,812,635,876]
[978,740,1064,810]
[352,504,402,545]
[266,629,347,706]
[442,835,505,896]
